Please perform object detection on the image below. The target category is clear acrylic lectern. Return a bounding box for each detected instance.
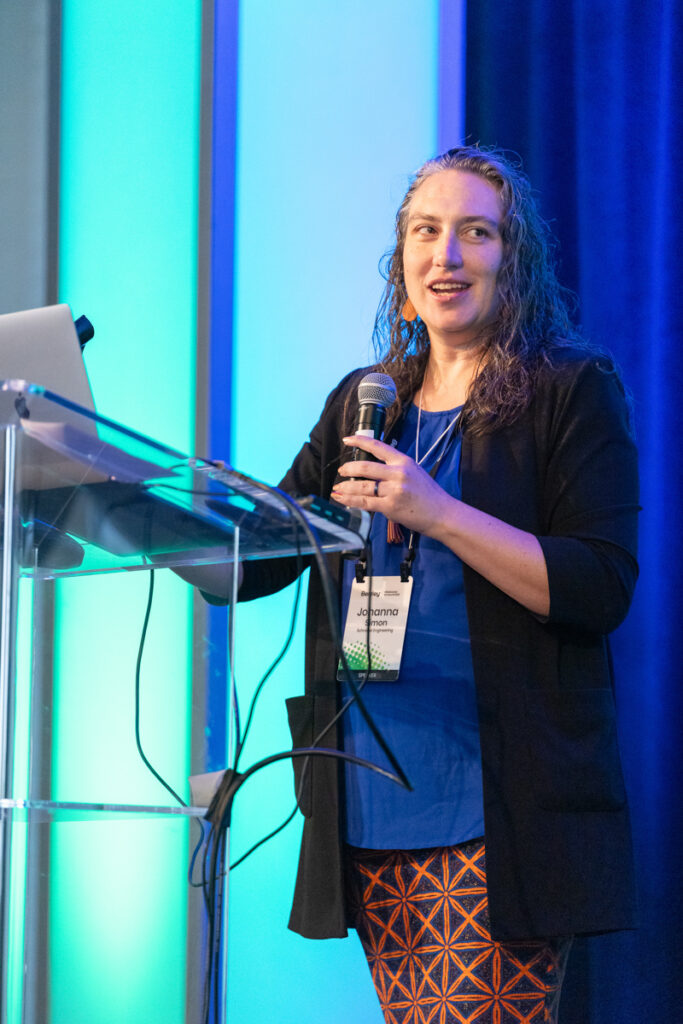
[0,380,368,1024]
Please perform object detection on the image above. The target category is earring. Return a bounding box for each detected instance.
[402,298,418,322]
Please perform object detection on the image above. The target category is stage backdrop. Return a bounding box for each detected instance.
[44,2,459,1024]
[466,2,682,1022]
[2,1,677,1022]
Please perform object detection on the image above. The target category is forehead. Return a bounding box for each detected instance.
[407,168,503,222]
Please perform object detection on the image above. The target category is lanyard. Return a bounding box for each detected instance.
[400,410,462,580]
[355,408,463,583]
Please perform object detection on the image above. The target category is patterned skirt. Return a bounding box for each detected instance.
[345,838,572,1024]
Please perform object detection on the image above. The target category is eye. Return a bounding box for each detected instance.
[464,225,490,239]
[415,224,438,236]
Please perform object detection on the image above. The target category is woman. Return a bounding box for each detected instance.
[203,146,639,1023]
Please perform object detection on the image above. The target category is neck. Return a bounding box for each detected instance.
[417,340,485,411]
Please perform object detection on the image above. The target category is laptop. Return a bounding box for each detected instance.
[0,303,96,414]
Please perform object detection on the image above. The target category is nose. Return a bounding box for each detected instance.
[434,230,463,268]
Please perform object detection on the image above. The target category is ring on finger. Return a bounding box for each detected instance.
[373,480,380,497]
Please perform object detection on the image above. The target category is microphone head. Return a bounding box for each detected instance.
[357,372,396,408]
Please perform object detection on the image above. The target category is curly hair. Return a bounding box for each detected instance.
[373,145,590,435]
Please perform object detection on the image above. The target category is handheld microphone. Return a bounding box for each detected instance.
[351,372,397,462]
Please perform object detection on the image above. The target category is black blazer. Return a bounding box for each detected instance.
[239,348,639,941]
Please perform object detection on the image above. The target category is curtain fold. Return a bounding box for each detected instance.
[464,3,682,1021]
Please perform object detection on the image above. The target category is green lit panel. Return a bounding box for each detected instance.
[52,573,192,805]
[48,817,189,1023]
[53,3,201,1022]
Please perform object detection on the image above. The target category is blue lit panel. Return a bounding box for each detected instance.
[227,2,440,1020]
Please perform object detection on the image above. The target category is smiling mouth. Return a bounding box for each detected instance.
[429,282,470,294]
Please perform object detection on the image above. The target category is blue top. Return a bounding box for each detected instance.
[340,403,485,849]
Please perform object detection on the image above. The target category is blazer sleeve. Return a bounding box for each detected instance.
[238,369,360,603]
[536,356,639,634]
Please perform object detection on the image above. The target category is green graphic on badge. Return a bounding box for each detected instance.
[342,640,389,671]
[337,576,413,683]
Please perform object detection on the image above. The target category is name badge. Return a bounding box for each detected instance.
[337,575,413,682]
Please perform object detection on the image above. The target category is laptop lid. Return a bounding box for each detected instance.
[0,303,95,412]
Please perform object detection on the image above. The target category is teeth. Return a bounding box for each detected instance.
[431,283,468,293]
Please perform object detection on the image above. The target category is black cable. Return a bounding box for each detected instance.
[194,487,304,1022]
[146,463,405,797]
[208,556,306,872]
[130,475,236,900]
[205,494,401,880]
[201,827,224,1024]
[245,479,410,790]
[229,802,298,871]
[141,474,388,784]
[233,527,303,771]
[148,476,353,873]
[196,476,410,1018]
[213,836,225,1024]
[167,478,303,881]
[134,568,186,807]
[134,564,209,888]
[139,475,247,813]
[206,498,401,883]
[227,543,376,875]
[196,556,304,876]
[306,541,376,751]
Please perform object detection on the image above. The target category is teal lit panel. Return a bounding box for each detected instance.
[58,1,200,447]
[47,817,191,1024]
[229,2,439,1021]
[52,3,201,1022]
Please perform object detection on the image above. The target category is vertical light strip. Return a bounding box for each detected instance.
[53,3,201,1023]
[7,582,33,1023]
[438,0,467,151]
[226,2,438,1020]
[205,0,240,775]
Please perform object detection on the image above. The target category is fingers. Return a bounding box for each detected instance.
[334,438,436,520]
[341,435,404,464]
[337,459,389,479]
[338,436,407,480]
[331,476,383,506]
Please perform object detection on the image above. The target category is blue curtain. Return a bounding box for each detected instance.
[464,2,682,1021]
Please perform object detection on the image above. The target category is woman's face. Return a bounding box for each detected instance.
[402,169,504,350]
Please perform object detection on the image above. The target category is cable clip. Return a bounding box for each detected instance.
[399,539,416,582]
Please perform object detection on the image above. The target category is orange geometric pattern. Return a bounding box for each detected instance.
[345,840,571,1024]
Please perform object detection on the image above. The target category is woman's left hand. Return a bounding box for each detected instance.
[331,434,454,537]
[332,434,551,617]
